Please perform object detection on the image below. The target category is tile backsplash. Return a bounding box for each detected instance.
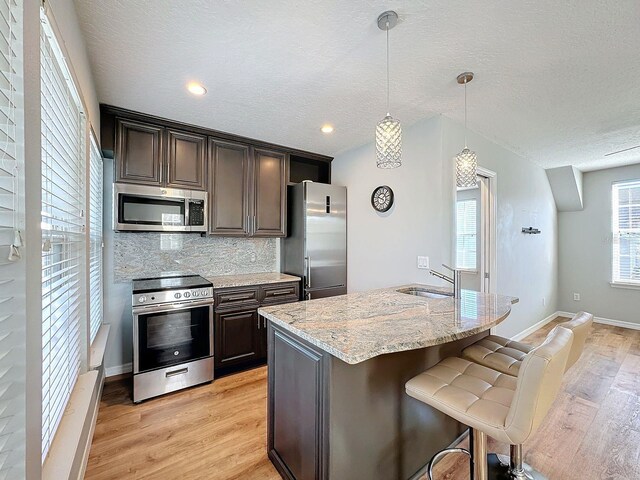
[112,233,278,283]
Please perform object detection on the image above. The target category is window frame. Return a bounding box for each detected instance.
[40,7,88,461]
[611,179,640,288]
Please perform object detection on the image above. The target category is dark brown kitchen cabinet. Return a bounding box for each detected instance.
[116,119,163,186]
[214,309,262,370]
[115,119,207,190]
[166,129,207,190]
[252,149,287,237]
[208,143,287,238]
[213,281,300,377]
[208,139,251,236]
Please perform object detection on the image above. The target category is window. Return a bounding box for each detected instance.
[88,134,103,343]
[0,0,25,475]
[612,180,640,285]
[456,199,477,270]
[40,9,87,460]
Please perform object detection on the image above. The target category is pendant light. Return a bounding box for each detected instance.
[375,11,402,169]
[455,72,478,187]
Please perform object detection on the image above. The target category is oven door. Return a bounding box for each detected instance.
[133,300,213,374]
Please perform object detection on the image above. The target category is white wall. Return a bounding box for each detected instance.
[441,116,558,337]
[332,115,452,291]
[558,163,640,324]
[332,115,558,338]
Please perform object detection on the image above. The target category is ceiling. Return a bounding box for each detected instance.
[75,0,640,171]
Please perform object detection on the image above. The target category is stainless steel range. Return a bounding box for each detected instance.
[132,274,214,403]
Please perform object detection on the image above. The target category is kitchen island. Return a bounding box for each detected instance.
[258,284,518,480]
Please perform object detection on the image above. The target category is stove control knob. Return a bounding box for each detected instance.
[138,296,146,303]
[174,292,182,299]
[192,290,199,297]
[202,289,209,296]
[183,291,191,298]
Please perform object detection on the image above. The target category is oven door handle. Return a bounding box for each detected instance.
[132,298,214,315]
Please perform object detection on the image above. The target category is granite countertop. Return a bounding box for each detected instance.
[206,272,301,289]
[258,284,519,365]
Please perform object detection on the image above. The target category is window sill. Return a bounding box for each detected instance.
[42,370,100,480]
[610,281,640,291]
[89,324,110,370]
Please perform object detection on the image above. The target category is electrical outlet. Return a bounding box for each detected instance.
[417,256,430,269]
[573,293,581,301]
[250,252,257,263]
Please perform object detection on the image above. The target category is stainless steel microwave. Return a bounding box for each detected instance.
[113,183,208,232]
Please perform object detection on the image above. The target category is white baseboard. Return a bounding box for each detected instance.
[105,362,132,377]
[510,311,561,341]
[557,311,640,331]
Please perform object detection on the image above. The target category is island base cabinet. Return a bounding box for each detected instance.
[267,322,486,480]
[269,328,328,480]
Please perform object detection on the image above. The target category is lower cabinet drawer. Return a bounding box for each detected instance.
[214,287,259,309]
[261,283,299,304]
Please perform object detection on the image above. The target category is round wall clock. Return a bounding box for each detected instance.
[371,185,394,212]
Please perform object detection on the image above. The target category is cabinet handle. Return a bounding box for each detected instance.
[263,317,267,329]
[226,293,254,301]
[253,215,256,233]
[270,289,292,296]
[257,317,261,329]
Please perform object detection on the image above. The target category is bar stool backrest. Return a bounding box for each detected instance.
[559,311,593,371]
[503,325,573,445]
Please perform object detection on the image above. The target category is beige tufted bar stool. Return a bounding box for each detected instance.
[460,312,593,479]
[405,325,574,480]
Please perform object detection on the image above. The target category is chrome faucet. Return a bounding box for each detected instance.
[429,264,462,299]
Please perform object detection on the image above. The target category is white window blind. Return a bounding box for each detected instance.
[89,134,102,343]
[612,180,640,285]
[0,0,25,476]
[41,8,86,460]
[456,199,477,270]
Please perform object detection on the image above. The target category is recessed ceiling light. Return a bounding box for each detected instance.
[187,82,207,96]
[321,124,334,134]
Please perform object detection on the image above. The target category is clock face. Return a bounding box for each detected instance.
[371,185,394,212]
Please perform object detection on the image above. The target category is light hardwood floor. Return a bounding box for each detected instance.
[86,318,640,480]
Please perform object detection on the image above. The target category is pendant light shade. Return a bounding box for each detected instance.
[376,11,402,169]
[376,115,402,168]
[456,148,478,187]
[456,72,477,188]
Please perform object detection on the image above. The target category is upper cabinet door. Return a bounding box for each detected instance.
[209,139,251,236]
[166,129,207,190]
[115,119,163,186]
[252,148,287,237]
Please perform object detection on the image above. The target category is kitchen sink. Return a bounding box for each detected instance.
[395,287,453,299]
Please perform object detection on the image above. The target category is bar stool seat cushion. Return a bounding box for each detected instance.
[406,357,517,443]
[462,336,532,376]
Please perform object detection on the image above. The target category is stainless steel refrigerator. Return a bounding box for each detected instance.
[281,182,347,300]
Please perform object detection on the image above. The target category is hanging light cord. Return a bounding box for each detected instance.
[463,77,468,148]
[386,20,390,115]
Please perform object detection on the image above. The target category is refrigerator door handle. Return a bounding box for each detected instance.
[304,256,311,289]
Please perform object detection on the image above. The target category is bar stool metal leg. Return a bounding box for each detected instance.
[471,428,488,480]
[489,444,548,480]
